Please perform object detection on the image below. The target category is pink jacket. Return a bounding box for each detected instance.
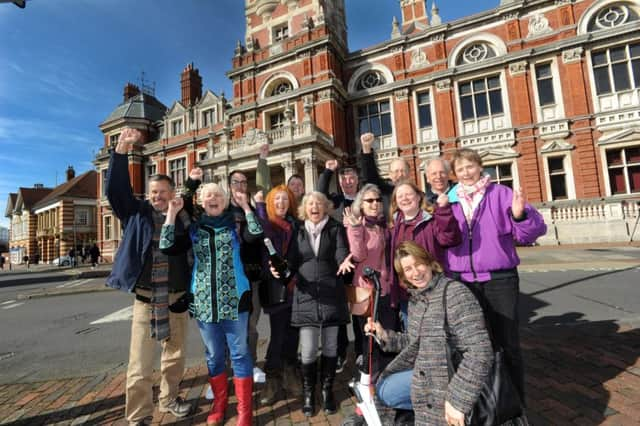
[346,223,390,296]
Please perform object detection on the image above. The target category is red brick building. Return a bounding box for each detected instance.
[94,0,640,252]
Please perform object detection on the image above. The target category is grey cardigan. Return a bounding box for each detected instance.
[378,273,493,426]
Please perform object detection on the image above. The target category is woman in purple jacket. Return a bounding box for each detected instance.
[446,148,547,405]
[389,180,462,330]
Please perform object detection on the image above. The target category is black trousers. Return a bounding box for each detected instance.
[264,306,299,371]
[462,273,525,403]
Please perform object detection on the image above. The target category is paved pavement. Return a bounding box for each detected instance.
[0,245,639,425]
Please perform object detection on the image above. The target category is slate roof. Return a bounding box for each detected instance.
[101,93,167,126]
[33,170,97,210]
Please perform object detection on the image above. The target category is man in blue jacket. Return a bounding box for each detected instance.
[106,128,192,425]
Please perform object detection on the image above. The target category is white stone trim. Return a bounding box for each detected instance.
[347,63,395,94]
[34,201,62,215]
[530,57,566,123]
[577,0,640,35]
[411,86,439,145]
[352,93,397,151]
[541,152,577,201]
[448,32,508,69]
[259,71,300,100]
[598,137,640,196]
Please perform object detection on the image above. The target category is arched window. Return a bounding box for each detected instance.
[456,43,497,66]
[356,71,387,91]
[588,3,639,31]
[270,81,292,96]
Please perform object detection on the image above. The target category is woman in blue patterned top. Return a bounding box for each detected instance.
[161,181,263,426]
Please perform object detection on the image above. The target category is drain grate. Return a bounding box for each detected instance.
[75,327,99,335]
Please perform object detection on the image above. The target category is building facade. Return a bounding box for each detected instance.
[33,167,98,264]
[4,186,52,264]
[94,0,640,249]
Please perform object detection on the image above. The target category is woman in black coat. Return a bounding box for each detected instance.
[272,191,352,417]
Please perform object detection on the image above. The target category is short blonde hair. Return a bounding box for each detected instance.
[298,191,334,221]
[451,148,483,176]
[199,183,229,210]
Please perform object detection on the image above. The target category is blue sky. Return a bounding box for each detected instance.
[0,0,497,228]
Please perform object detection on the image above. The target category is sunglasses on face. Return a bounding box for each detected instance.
[363,198,382,204]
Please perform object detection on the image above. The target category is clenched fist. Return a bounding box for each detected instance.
[115,128,142,154]
[360,132,375,154]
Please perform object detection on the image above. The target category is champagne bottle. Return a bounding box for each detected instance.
[264,237,291,280]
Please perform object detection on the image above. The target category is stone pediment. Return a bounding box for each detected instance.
[541,139,574,153]
[198,90,221,107]
[478,148,519,162]
[165,101,186,119]
[597,127,640,146]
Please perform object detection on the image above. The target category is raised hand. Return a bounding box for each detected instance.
[342,206,360,227]
[253,190,265,204]
[360,132,375,154]
[189,167,203,181]
[512,186,526,220]
[325,159,339,172]
[115,128,141,154]
[259,143,269,160]
[166,197,184,222]
[436,193,449,208]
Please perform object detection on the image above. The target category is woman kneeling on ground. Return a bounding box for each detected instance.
[366,241,493,426]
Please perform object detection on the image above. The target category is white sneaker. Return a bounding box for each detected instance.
[253,366,266,383]
[206,386,214,400]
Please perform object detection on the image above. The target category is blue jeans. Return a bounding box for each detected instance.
[376,370,413,410]
[197,311,252,378]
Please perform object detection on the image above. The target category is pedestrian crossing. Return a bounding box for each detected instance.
[1,300,24,310]
[90,306,133,324]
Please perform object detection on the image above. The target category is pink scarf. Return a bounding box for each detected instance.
[456,175,491,223]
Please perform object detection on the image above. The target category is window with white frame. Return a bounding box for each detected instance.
[171,119,183,136]
[535,63,556,106]
[270,81,293,97]
[356,71,387,91]
[104,215,112,241]
[75,209,89,226]
[357,100,392,137]
[201,109,212,127]
[591,43,640,95]
[145,163,157,187]
[456,43,497,66]
[168,158,186,187]
[198,151,208,161]
[101,169,108,197]
[109,133,120,148]
[417,91,433,128]
[588,4,639,32]
[547,156,569,200]
[484,163,514,189]
[459,75,504,121]
[273,24,289,42]
[268,111,287,130]
[605,145,640,194]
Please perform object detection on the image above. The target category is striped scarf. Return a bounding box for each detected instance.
[150,210,170,341]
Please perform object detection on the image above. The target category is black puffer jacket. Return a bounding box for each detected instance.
[287,217,350,327]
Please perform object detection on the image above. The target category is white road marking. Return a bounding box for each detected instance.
[90,306,133,324]
[1,300,16,305]
[2,302,25,310]
[56,278,91,289]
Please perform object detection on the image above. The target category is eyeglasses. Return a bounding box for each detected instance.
[363,198,382,204]
[230,180,248,186]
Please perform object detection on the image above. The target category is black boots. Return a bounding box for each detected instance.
[301,362,317,417]
[321,356,338,414]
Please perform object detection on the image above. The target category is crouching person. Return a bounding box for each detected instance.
[366,242,493,426]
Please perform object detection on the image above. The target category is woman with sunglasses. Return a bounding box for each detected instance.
[343,184,396,380]
[389,180,462,330]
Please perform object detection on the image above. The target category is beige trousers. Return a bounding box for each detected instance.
[125,291,187,422]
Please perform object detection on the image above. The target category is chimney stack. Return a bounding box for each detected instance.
[123,82,140,102]
[181,63,202,106]
[66,166,75,182]
[399,0,429,35]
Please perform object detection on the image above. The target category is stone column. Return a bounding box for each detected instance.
[302,155,318,194]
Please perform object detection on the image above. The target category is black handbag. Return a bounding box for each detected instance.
[258,277,288,307]
[442,281,523,426]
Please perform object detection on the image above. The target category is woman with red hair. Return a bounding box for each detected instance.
[254,184,302,405]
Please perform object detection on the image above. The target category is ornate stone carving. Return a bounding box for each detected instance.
[502,12,519,21]
[435,79,451,92]
[562,47,583,64]
[527,13,552,38]
[245,110,256,121]
[317,89,332,101]
[509,61,528,76]
[394,88,410,101]
[410,47,429,69]
[430,33,445,42]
